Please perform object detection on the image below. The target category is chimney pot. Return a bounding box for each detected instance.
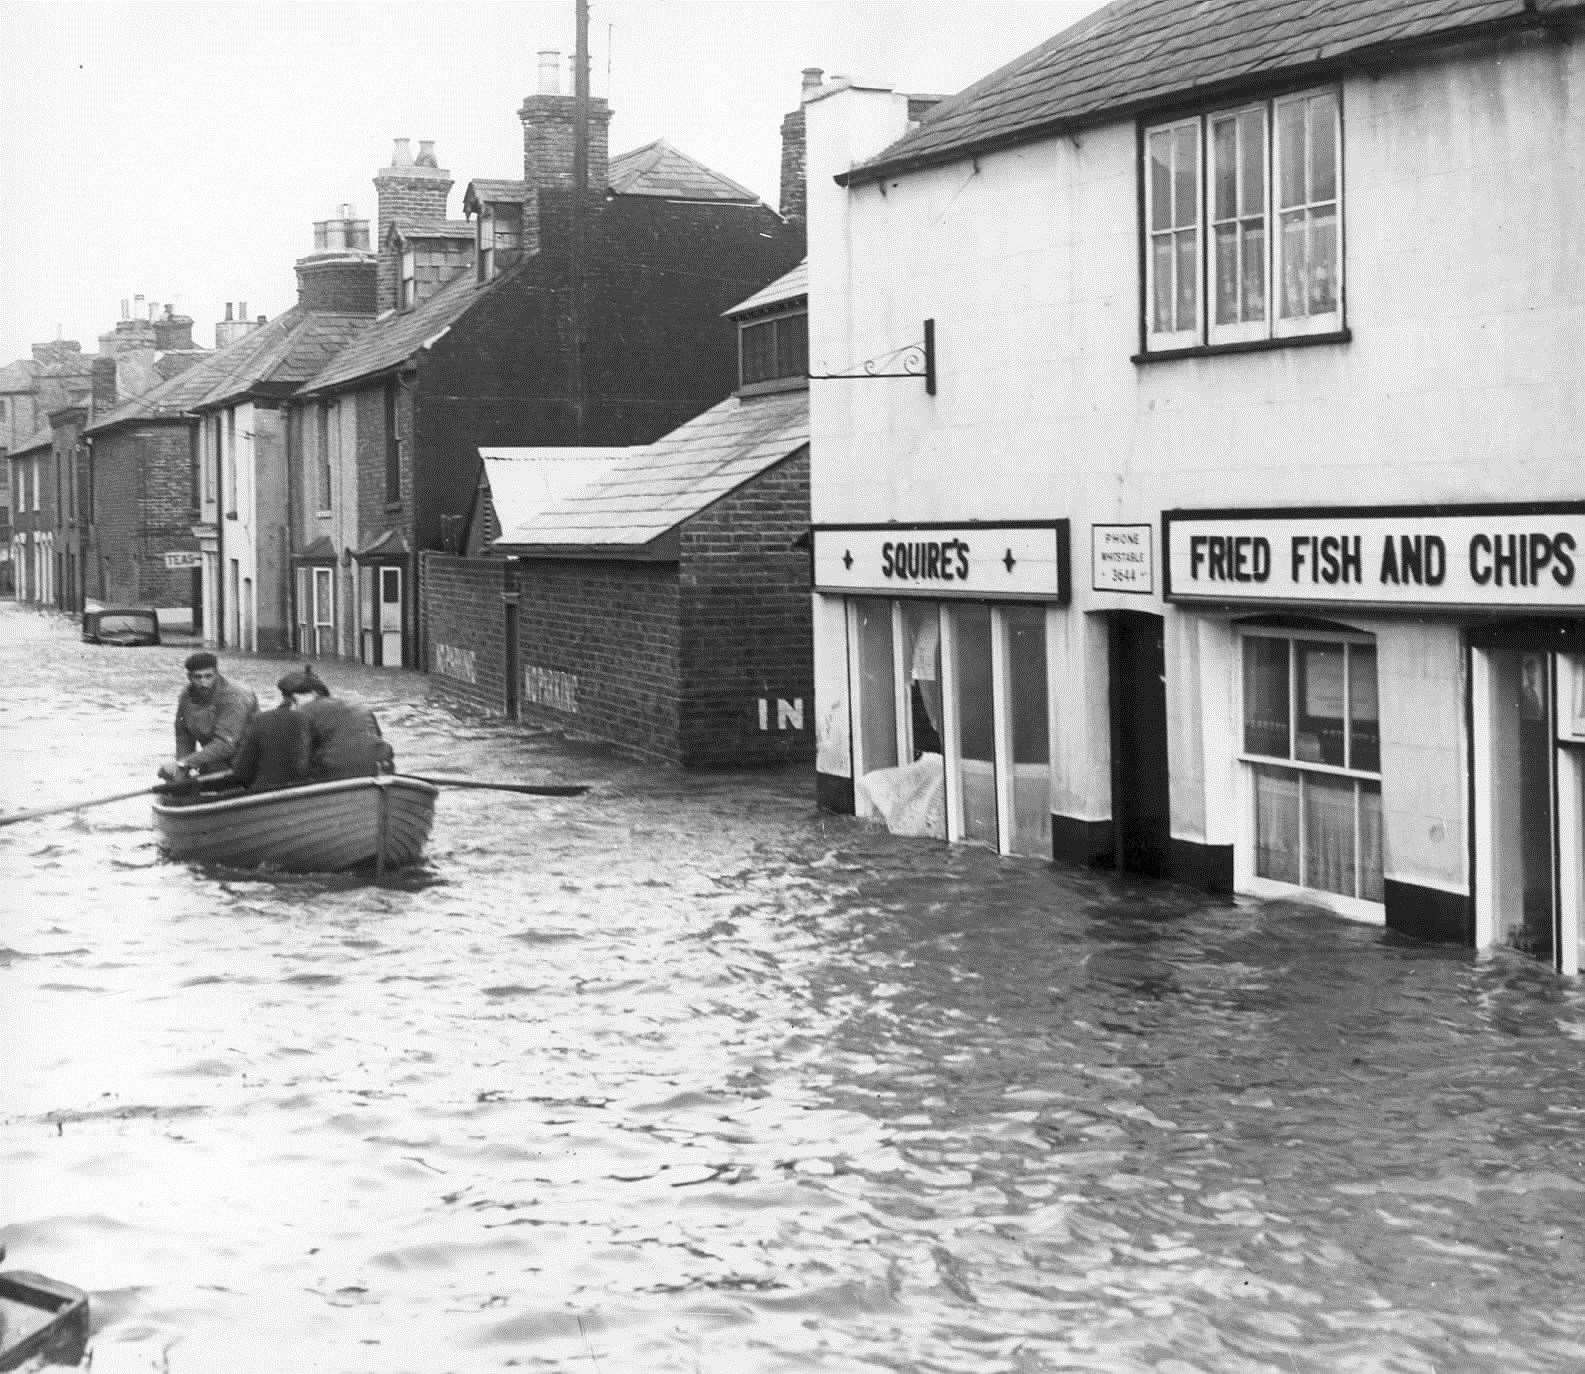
[120,298,129,320]
[416,139,437,167]
[240,300,248,318]
[801,66,824,100]
[134,293,145,316]
[225,302,234,321]
[537,49,561,95]
[392,137,413,166]
[257,314,266,324]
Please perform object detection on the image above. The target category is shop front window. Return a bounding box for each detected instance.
[848,599,1051,857]
[1241,628,1382,906]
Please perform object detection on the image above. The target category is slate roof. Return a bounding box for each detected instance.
[493,389,807,553]
[845,0,1585,184]
[0,359,38,392]
[726,260,807,317]
[191,307,374,410]
[463,179,527,214]
[85,340,242,433]
[6,422,53,457]
[481,447,642,539]
[389,217,474,241]
[296,270,484,397]
[607,140,762,202]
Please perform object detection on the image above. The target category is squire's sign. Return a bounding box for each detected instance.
[812,523,1070,602]
[1166,507,1585,610]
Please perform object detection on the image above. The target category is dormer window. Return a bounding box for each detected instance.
[738,308,808,392]
[400,246,417,310]
[473,201,522,283]
[478,209,495,283]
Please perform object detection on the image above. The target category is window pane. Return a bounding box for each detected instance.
[1297,641,1346,766]
[1304,772,1357,896]
[1174,229,1198,331]
[855,601,898,775]
[1214,225,1239,324]
[1254,764,1301,884]
[1244,221,1266,318]
[1149,132,1173,231]
[1239,109,1265,216]
[1280,209,1308,317]
[781,315,809,379]
[1308,209,1339,314]
[1349,644,1380,773]
[1278,101,1306,209]
[1309,93,1338,201]
[1359,782,1384,903]
[902,601,942,759]
[1243,637,1290,757]
[1173,125,1198,225]
[1006,606,1051,859]
[1152,239,1174,332]
[952,603,998,846]
[1212,116,1237,220]
[741,321,774,384]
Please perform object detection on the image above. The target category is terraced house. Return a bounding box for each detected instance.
[805,0,1585,973]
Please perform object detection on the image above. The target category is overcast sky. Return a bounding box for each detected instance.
[0,0,1107,366]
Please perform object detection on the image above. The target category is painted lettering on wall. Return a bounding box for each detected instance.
[524,665,578,714]
[757,697,805,731]
[433,643,478,684]
[1168,510,1585,609]
[881,539,970,582]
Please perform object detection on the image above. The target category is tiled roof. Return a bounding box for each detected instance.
[6,422,53,456]
[846,0,1582,183]
[86,338,246,432]
[726,260,808,317]
[482,447,642,538]
[493,389,807,552]
[297,270,484,395]
[192,308,375,410]
[607,140,762,203]
[463,179,527,213]
[0,359,37,392]
[389,217,474,241]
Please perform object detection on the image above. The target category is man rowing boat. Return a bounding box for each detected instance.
[276,666,396,781]
[157,651,259,783]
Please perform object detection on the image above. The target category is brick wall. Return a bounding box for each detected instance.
[90,421,200,609]
[419,551,512,714]
[515,559,683,765]
[374,165,453,311]
[677,447,813,768]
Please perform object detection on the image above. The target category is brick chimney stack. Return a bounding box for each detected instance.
[373,137,453,309]
[90,355,118,415]
[153,304,196,351]
[297,204,378,315]
[778,67,823,226]
[518,49,612,193]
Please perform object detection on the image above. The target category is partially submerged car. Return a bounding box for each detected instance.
[81,607,162,646]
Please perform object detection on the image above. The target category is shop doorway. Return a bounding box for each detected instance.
[1474,647,1557,961]
[1108,611,1170,877]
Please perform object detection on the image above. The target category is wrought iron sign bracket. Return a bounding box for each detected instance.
[808,318,936,396]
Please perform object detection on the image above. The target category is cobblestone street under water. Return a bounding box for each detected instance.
[2,602,1585,1373]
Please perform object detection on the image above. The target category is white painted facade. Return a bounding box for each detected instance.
[807,32,1585,971]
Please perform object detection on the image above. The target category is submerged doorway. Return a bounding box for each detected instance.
[1475,647,1558,961]
[1108,611,1169,878]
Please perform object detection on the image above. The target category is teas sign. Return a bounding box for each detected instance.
[1092,524,1153,594]
[164,550,202,569]
[1166,508,1585,610]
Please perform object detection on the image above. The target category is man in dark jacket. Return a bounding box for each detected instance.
[277,666,395,781]
[158,651,259,782]
[230,673,316,792]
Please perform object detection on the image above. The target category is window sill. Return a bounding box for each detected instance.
[1133,328,1350,365]
[384,502,404,514]
[315,509,332,519]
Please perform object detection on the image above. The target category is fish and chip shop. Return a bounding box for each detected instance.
[1163,503,1585,975]
[811,505,1585,976]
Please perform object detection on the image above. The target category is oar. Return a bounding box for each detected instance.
[0,772,234,829]
[400,774,590,797]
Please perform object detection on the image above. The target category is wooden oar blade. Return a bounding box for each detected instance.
[0,786,161,828]
[402,774,590,797]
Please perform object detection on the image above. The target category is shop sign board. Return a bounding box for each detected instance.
[812,522,1069,602]
[1092,524,1153,594]
[163,550,202,569]
[1165,505,1585,611]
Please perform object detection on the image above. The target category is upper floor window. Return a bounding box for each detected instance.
[738,310,809,389]
[316,401,335,512]
[400,247,417,310]
[223,409,238,515]
[383,382,401,505]
[1143,89,1342,354]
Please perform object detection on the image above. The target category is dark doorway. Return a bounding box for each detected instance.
[191,569,203,633]
[1109,611,1170,878]
[504,595,520,721]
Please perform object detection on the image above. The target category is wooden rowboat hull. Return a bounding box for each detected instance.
[152,775,438,872]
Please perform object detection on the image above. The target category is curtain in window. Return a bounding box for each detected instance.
[1254,764,1301,884]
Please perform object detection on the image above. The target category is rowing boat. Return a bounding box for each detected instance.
[152,774,439,872]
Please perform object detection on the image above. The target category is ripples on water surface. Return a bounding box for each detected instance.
[2,605,1584,1373]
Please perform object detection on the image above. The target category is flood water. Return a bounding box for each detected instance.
[3,601,1585,1373]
